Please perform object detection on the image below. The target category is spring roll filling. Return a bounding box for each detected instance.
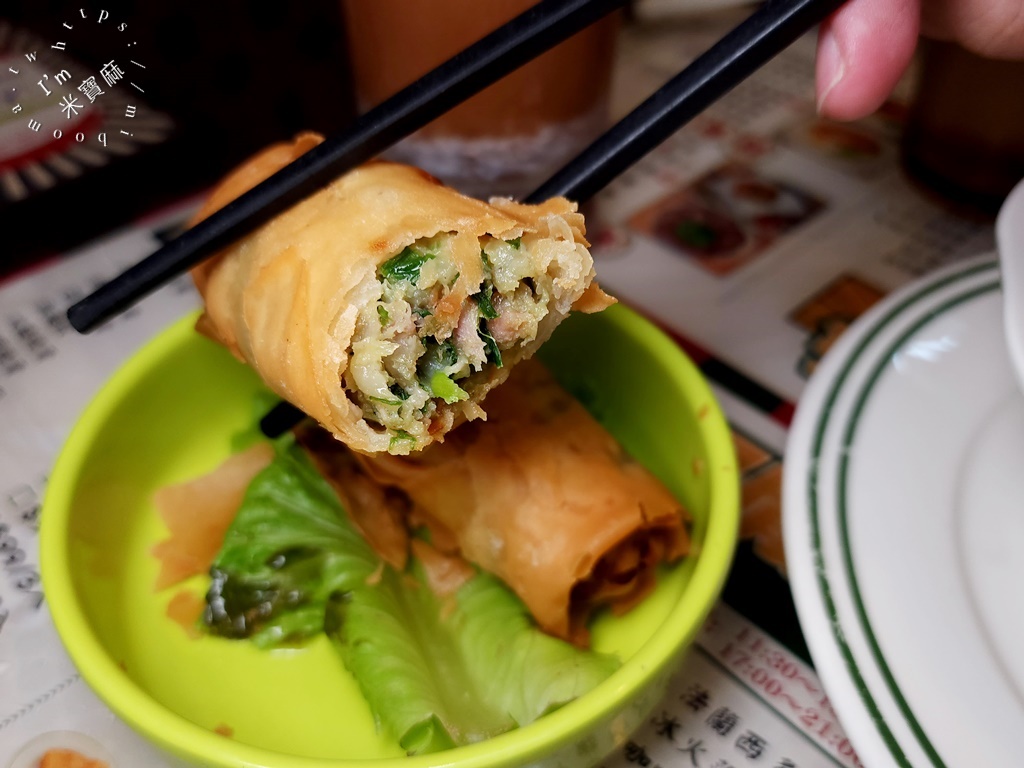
[346,226,585,451]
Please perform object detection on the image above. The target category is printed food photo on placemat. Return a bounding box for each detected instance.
[734,431,785,576]
[776,107,904,179]
[628,163,826,276]
[718,428,812,662]
[790,273,886,377]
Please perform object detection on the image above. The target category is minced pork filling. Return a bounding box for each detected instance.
[346,223,587,450]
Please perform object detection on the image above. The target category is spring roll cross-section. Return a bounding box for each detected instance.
[191,132,613,455]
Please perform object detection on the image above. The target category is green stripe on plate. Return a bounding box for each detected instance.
[807,259,997,767]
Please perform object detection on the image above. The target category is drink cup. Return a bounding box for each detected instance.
[341,0,620,198]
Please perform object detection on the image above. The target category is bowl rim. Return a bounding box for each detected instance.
[40,304,740,768]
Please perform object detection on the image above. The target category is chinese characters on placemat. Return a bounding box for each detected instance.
[0,483,44,639]
[606,606,859,768]
[0,200,200,764]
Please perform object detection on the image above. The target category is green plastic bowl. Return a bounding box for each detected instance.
[41,304,739,768]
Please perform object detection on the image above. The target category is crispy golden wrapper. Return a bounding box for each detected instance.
[307,361,690,645]
[190,133,613,454]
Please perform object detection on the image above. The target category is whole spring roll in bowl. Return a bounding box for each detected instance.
[191,132,613,454]
[298,360,692,646]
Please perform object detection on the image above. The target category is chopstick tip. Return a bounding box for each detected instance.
[260,401,306,438]
[67,299,100,334]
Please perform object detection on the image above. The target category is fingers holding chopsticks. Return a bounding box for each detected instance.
[815,0,920,120]
[815,0,1024,121]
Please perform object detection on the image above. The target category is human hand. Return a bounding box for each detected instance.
[816,0,1024,120]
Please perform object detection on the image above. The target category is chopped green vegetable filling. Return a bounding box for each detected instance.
[417,340,468,403]
[380,246,436,283]
[429,370,469,404]
[473,288,499,320]
[369,396,403,406]
[478,324,503,367]
[417,339,459,383]
[389,429,416,450]
[377,305,390,326]
[507,237,521,249]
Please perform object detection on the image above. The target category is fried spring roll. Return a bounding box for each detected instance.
[191,132,613,455]
[303,361,690,645]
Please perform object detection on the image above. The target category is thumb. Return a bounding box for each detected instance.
[817,0,920,121]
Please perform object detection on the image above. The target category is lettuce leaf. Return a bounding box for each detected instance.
[203,443,380,647]
[327,565,620,754]
[204,441,619,753]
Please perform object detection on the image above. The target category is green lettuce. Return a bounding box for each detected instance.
[203,444,380,647]
[204,442,619,752]
[328,565,619,753]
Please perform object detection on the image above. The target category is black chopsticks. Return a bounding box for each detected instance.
[68,0,845,335]
[257,0,846,439]
[66,0,629,334]
[527,0,847,204]
[67,0,846,436]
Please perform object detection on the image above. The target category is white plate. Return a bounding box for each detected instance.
[784,255,1024,767]
[997,178,1024,389]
